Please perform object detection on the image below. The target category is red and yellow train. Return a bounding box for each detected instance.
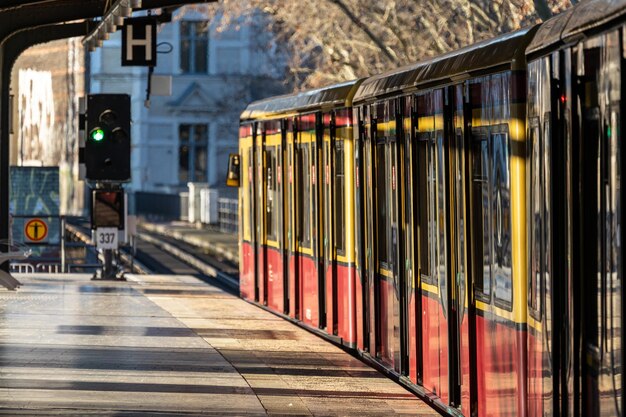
[229,1,626,416]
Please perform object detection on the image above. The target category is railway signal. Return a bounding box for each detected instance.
[84,94,131,182]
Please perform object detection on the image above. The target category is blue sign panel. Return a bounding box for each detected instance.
[10,167,60,246]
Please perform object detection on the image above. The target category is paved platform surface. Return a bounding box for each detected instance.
[140,221,239,264]
[0,273,437,416]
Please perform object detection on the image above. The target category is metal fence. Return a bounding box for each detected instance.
[10,262,102,274]
[218,198,238,234]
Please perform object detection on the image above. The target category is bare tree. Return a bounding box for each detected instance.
[534,0,554,20]
[188,0,574,90]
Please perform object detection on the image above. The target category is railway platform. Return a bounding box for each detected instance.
[0,272,438,416]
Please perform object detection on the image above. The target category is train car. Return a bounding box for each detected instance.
[525,2,626,416]
[351,27,538,417]
[237,80,362,345]
[228,2,626,417]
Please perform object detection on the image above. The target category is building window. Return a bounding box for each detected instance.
[179,124,208,184]
[180,21,208,74]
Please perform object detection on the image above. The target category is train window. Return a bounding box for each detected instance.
[296,145,311,249]
[376,143,389,266]
[529,122,542,318]
[364,119,374,273]
[303,145,312,249]
[492,131,512,309]
[417,135,431,283]
[472,131,491,300]
[415,90,446,292]
[334,141,345,256]
[436,130,447,297]
[256,136,264,244]
[542,119,551,318]
[454,127,467,318]
[265,147,278,242]
[403,97,415,292]
[607,109,621,354]
[246,148,253,240]
[417,131,441,286]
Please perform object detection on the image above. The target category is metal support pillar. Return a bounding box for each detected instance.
[0,21,95,273]
[103,249,114,279]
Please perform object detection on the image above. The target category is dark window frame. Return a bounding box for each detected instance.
[453,126,468,320]
[247,147,254,242]
[491,126,513,311]
[470,123,514,311]
[179,123,208,184]
[296,142,312,250]
[417,131,435,285]
[471,127,492,303]
[265,146,278,242]
[528,116,543,320]
[180,20,209,74]
[334,139,346,257]
[373,101,398,272]
[375,140,390,268]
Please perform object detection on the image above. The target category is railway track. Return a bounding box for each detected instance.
[64,218,239,294]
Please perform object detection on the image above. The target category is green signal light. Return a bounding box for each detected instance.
[90,128,105,142]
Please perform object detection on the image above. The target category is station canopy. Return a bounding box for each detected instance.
[0,1,216,31]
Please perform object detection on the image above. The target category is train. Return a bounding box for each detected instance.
[226,1,626,416]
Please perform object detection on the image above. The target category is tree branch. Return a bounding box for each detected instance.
[326,0,400,64]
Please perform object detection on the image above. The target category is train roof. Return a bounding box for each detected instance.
[240,79,361,121]
[527,0,626,57]
[353,26,537,104]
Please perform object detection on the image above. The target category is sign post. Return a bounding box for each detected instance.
[91,189,125,280]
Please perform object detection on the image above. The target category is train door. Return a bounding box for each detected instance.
[264,121,284,313]
[403,96,422,383]
[373,99,403,371]
[527,52,565,417]
[281,120,289,314]
[287,118,298,319]
[354,106,368,351]
[527,47,576,417]
[314,112,325,329]
[296,113,320,328]
[559,47,575,417]
[364,105,378,354]
[322,112,336,334]
[468,73,518,416]
[577,31,623,417]
[239,124,257,301]
[448,84,471,412]
[254,122,267,304]
[416,89,450,401]
[334,108,356,346]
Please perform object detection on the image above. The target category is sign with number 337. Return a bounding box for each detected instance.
[95,227,119,250]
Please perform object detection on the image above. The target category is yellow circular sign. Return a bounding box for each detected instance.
[25,218,48,242]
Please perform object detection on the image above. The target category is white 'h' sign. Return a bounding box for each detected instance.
[126,24,152,62]
[122,17,157,67]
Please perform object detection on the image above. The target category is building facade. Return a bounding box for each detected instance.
[89,8,286,211]
[10,38,84,215]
